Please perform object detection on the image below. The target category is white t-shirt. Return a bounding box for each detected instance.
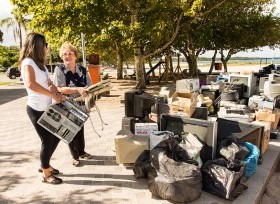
[21,58,52,111]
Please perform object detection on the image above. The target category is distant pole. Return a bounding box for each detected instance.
[81,32,86,67]
[49,45,53,74]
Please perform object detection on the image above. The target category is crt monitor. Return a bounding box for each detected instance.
[160,113,217,160]
[134,92,156,119]
[228,73,256,98]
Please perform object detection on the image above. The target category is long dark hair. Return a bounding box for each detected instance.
[18,32,47,71]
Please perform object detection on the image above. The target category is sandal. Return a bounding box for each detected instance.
[80,152,92,160]
[73,159,80,167]
[38,167,60,175]
[42,175,63,184]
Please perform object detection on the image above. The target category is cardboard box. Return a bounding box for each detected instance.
[260,130,270,155]
[271,110,280,129]
[256,112,276,122]
[135,123,158,136]
[251,121,271,155]
[172,92,197,104]
[171,92,197,117]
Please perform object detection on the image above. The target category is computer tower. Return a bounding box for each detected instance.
[121,116,138,134]
[37,101,89,144]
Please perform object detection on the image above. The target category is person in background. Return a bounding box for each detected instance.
[53,42,92,167]
[19,32,64,184]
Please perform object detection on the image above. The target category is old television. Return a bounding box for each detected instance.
[228,73,257,98]
[124,90,156,119]
[216,118,263,151]
[160,113,217,160]
[263,73,280,100]
[176,78,200,93]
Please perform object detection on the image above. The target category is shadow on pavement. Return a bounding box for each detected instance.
[0,88,27,105]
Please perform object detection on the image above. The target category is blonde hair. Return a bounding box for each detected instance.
[59,42,79,59]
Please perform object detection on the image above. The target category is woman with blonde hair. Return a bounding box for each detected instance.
[53,42,92,167]
[19,32,64,184]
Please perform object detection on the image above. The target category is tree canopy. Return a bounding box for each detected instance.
[9,0,280,87]
[0,46,19,68]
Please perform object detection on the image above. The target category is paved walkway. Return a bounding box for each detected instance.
[0,82,280,204]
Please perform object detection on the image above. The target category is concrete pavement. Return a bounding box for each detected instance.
[0,81,280,204]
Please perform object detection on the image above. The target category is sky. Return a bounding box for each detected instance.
[1,0,280,58]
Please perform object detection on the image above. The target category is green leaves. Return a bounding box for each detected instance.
[0,46,19,68]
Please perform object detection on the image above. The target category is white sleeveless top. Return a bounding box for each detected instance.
[21,58,52,111]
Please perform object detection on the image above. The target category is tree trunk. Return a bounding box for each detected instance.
[116,43,123,79]
[18,22,22,48]
[129,2,146,89]
[186,54,198,77]
[220,49,233,73]
[222,60,228,73]
[208,49,218,74]
[134,47,146,89]
[167,48,173,73]
[148,58,155,77]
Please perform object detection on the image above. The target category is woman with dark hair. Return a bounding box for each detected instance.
[19,32,64,184]
[53,42,92,167]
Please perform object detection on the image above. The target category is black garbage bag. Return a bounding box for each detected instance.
[148,137,202,203]
[133,150,154,179]
[150,137,198,169]
[218,138,250,161]
[201,158,248,200]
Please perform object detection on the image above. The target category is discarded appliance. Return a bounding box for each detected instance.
[176,78,200,93]
[160,113,217,160]
[124,90,156,120]
[37,101,89,144]
[216,118,264,154]
[228,73,257,98]
[263,73,280,101]
[114,130,149,164]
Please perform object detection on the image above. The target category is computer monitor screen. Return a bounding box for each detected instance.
[217,118,263,149]
[229,76,248,92]
[160,113,217,160]
[228,74,256,98]
[134,93,155,119]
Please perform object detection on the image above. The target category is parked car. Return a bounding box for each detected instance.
[6,67,21,79]
[0,67,7,73]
